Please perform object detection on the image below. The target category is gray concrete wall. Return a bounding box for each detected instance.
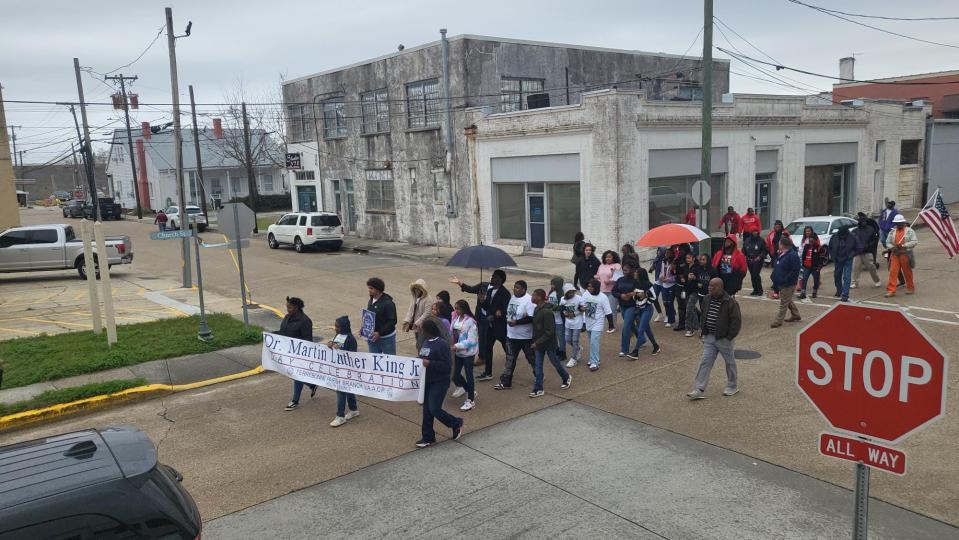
[928,121,959,204]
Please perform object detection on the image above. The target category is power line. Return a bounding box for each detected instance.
[786,0,959,22]
[105,26,166,75]
[786,0,959,50]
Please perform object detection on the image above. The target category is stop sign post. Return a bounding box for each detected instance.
[219,203,256,325]
[796,303,948,539]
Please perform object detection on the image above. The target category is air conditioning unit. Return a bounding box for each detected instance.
[840,99,864,107]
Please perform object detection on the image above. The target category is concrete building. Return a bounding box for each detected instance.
[106,126,286,211]
[0,87,20,230]
[282,34,730,245]
[467,90,929,258]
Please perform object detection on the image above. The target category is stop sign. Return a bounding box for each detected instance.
[797,303,948,444]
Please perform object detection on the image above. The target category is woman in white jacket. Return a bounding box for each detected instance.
[451,299,480,411]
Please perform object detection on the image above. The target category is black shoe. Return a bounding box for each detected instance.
[310,386,317,399]
[476,372,493,381]
[798,293,806,300]
[415,439,435,448]
[672,325,685,332]
[651,344,662,355]
[625,350,639,360]
[493,383,511,390]
[452,420,464,441]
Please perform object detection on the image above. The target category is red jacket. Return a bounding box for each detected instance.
[684,207,696,226]
[711,235,748,275]
[765,229,790,256]
[740,213,761,234]
[719,212,742,234]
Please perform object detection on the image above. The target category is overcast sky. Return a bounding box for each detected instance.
[4,0,958,165]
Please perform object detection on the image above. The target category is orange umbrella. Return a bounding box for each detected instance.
[636,224,710,247]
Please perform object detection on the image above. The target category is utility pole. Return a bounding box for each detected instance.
[70,142,80,189]
[7,125,20,169]
[73,58,100,220]
[105,74,143,219]
[241,102,259,233]
[188,85,208,220]
[700,0,713,231]
[165,6,192,288]
[63,104,93,198]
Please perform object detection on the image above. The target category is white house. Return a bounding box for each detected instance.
[106,125,287,211]
[467,90,929,258]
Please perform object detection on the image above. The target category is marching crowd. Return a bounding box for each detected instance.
[274,202,920,448]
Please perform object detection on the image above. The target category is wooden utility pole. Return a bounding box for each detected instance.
[241,101,259,232]
[700,0,713,222]
[70,142,80,189]
[105,74,143,219]
[73,58,100,220]
[189,85,208,220]
[165,6,192,287]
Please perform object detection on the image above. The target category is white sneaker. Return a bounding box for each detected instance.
[451,386,466,398]
[684,330,694,337]
[345,410,360,420]
[653,314,663,322]
[850,283,858,289]
[566,358,578,368]
[664,322,672,328]
[617,352,625,357]
[723,387,740,397]
[460,399,475,411]
[606,328,615,334]
[873,281,882,288]
[686,389,706,400]
[330,416,347,427]
[801,297,812,304]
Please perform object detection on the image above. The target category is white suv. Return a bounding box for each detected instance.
[165,205,208,231]
[267,212,344,252]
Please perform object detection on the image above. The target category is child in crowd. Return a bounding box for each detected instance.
[560,284,584,368]
[328,316,360,427]
[579,279,612,371]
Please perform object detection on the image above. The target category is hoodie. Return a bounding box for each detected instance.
[548,276,566,325]
[576,254,601,289]
[404,278,432,329]
[366,292,397,338]
[711,235,748,295]
[743,233,767,265]
[829,228,860,264]
[332,316,358,352]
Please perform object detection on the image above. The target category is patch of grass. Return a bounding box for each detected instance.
[0,379,146,417]
[0,314,261,389]
[257,216,276,233]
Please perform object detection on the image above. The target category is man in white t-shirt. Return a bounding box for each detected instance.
[580,279,612,371]
[494,280,535,390]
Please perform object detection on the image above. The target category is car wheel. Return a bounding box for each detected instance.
[294,237,304,253]
[170,220,178,230]
[268,234,279,249]
[76,256,100,280]
[331,241,343,251]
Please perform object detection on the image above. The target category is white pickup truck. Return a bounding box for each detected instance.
[0,224,134,278]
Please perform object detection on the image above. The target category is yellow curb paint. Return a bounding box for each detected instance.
[0,366,266,432]
[255,303,284,318]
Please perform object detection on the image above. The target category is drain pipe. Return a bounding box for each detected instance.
[441,28,456,218]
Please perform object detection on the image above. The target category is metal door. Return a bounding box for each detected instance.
[755,180,772,226]
[831,168,844,215]
[27,228,63,269]
[344,179,357,232]
[332,180,342,218]
[296,186,317,212]
[528,195,545,249]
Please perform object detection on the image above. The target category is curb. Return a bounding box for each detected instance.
[0,367,265,433]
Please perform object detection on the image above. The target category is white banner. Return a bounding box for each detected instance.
[261,332,426,403]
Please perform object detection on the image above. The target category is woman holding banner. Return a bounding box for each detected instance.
[328,316,360,427]
[282,297,316,411]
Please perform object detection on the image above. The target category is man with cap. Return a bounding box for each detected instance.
[878,200,899,247]
[450,269,511,381]
[884,214,918,297]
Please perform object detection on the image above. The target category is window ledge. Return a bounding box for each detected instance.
[324,136,349,141]
[899,163,919,168]
[361,131,391,138]
[365,209,396,215]
[404,126,441,134]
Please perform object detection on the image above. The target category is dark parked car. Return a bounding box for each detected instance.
[62,199,86,218]
[0,427,202,540]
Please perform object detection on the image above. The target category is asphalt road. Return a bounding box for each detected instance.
[3,208,958,535]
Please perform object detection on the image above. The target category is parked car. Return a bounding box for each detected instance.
[0,224,134,278]
[52,190,72,201]
[96,197,123,220]
[0,427,202,540]
[785,215,858,260]
[166,205,207,231]
[62,199,86,218]
[267,212,344,252]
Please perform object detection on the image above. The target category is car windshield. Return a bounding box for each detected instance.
[167,207,178,214]
[786,221,830,235]
[186,207,201,214]
[311,215,341,227]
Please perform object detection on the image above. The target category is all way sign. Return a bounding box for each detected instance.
[819,433,906,476]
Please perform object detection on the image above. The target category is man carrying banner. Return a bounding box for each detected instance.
[365,277,398,355]
[281,297,316,411]
[416,319,464,448]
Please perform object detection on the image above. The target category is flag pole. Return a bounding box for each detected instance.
[910,187,940,229]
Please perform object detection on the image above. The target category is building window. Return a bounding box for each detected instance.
[496,184,526,240]
[648,174,726,229]
[406,79,441,129]
[323,99,347,138]
[294,170,315,181]
[500,77,545,112]
[261,174,274,192]
[188,170,198,202]
[547,184,580,244]
[211,178,222,195]
[286,104,313,142]
[900,139,920,165]
[365,169,394,210]
[875,140,885,162]
[230,177,241,196]
[361,89,390,134]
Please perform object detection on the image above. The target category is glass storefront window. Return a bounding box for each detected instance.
[496,184,526,240]
[648,174,726,230]
[548,183,580,244]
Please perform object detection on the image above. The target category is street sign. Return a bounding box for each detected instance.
[819,433,906,475]
[690,180,711,206]
[286,152,302,170]
[150,229,195,240]
[218,203,256,241]
[797,303,948,444]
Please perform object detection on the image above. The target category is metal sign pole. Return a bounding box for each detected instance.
[193,235,213,341]
[853,462,870,540]
[233,202,250,325]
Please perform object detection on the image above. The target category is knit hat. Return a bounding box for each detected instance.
[562,283,576,294]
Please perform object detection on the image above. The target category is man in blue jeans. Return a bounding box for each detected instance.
[829,227,860,302]
[613,261,641,356]
[365,277,398,354]
[530,289,571,397]
[416,320,464,448]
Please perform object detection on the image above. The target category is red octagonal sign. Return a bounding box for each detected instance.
[797,303,948,444]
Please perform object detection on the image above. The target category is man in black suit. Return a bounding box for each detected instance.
[450,269,511,381]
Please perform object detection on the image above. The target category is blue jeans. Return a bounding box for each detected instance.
[555,322,565,357]
[799,267,821,295]
[291,380,316,404]
[657,285,676,324]
[336,392,357,417]
[452,355,475,400]
[636,303,657,349]
[588,329,602,367]
[620,306,640,354]
[421,381,462,443]
[564,327,582,360]
[835,258,853,300]
[367,334,396,355]
[533,348,569,392]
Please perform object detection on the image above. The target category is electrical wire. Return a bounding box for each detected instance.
[104,26,166,75]
[786,0,959,22]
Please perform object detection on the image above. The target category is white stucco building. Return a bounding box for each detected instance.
[466,90,929,258]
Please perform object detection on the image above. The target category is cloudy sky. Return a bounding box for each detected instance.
[3,0,958,165]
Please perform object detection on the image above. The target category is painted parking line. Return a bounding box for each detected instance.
[19,317,92,329]
[740,294,959,327]
[0,326,40,337]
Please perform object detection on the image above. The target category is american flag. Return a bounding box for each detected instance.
[919,190,959,258]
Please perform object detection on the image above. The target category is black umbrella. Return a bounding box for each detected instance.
[445,244,517,282]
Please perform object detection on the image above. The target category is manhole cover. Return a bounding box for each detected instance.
[735,350,762,360]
